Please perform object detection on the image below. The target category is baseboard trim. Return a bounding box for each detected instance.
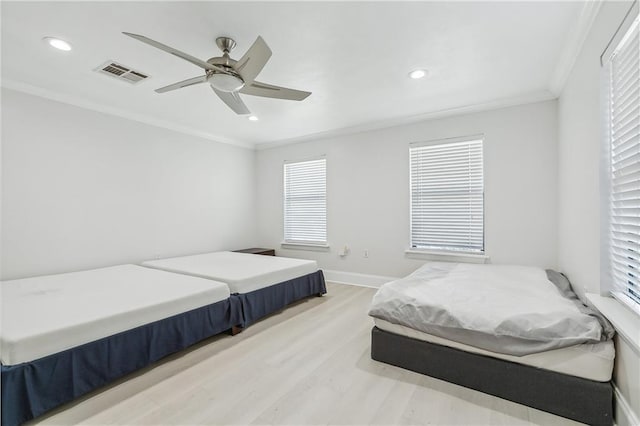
[323,270,398,288]
[614,382,640,426]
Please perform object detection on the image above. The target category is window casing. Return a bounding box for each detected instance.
[283,158,327,245]
[604,10,640,314]
[410,137,484,253]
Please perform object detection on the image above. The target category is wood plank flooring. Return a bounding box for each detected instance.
[31,283,581,425]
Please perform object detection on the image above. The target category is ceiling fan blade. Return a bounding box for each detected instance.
[234,36,272,84]
[123,32,228,74]
[212,87,250,115]
[240,81,311,101]
[155,75,208,93]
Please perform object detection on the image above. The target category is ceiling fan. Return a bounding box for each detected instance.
[123,32,311,115]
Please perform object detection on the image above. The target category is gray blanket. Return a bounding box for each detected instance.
[545,269,615,340]
[369,263,614,356]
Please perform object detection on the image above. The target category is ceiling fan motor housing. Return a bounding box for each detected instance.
[206,56,244,92]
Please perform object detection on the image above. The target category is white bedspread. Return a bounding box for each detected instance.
[368,263,604,356]
[1,265,230,365]
[141,251,318,293]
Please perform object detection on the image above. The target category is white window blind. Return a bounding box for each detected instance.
[607,14,640,312]
[283,158,327,245]
[410,138,484,253]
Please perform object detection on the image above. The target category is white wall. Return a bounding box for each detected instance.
[1,88,256,280]
[256,100,558,278]
[557,1,633,298]
[557,1,639,424]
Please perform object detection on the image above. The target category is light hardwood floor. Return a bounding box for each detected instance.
[31,282,581,426]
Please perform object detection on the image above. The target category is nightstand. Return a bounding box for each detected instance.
[233,247,276,256]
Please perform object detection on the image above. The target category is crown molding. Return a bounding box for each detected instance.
[548,0,603,96]
[1,80,255,150]
[2,81,557,153]
[256,90,556,150]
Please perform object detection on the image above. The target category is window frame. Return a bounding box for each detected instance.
[600,1,640,316]
[408,135,485,256]
[282,157,328,248]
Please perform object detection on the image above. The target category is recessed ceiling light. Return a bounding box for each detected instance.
[43,37,72,51]
[248,115,259,121]
[409,69,427,79]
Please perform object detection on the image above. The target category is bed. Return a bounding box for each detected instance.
[1,264,241,426]
[141,251,327,328]
[369,263,615,425]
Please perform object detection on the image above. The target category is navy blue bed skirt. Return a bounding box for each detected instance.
[1,270,326,425]
[1,297,242,426]
[233,270,327,327]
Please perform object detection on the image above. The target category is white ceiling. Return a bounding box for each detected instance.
[1,1,586,148]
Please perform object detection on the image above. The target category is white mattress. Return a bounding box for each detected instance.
[374,318,615,382]
[1,264,230,365]
[141,251,318,294]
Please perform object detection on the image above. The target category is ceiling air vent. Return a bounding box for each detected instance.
[96,61,149,84]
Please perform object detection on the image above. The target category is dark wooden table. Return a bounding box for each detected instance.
[233,247,276,256]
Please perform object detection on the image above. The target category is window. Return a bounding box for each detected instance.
[283,158,327,245]
[410,137,484,253]
[604,8,640,313]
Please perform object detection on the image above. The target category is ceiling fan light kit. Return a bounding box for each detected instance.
[209,73,244,92]
[123,32,311,115]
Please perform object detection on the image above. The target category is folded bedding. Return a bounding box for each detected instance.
[368,263,613,356]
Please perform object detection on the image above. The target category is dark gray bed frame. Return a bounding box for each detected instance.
[371,327,613,425]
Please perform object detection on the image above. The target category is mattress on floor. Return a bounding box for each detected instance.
[373,318,615,382]
[141,251,318,294]
[369,263,607,356]
[1,265,231,365]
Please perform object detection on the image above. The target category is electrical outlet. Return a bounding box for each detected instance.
[364,249,369,258]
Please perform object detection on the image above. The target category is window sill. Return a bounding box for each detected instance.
[404,249,489,264]
[281,242,330,252]
[586,293,640,354]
